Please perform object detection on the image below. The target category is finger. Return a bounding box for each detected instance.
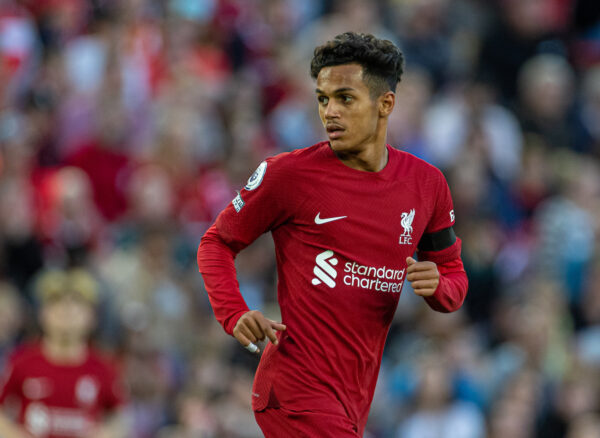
[268,319,287,331]
[255,318,278,345]
[413,288,437,297]
[244,316,266,342]
[407,262,436,272]
[407,271,437,282]
[234,331,254,348]
[410,280,439,290]
[238,324,258,343]
[406,257,417,266]
[263,324,279,345]
[245,342,260,354]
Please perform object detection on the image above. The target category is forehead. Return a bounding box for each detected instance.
[316,63,368,93]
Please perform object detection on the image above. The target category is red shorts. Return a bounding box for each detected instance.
[254,407,360,438]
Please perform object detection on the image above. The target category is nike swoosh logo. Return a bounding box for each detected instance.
[315,213,347,224]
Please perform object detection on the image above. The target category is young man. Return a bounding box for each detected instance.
[0,269,128,438]
[198,32,468,437]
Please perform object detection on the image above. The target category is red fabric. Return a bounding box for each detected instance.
[0,344,126,438]
[197,142,468,434]
[255,407,360,438]
[198,225,249,335]
[423,251,468,313]
[65,142,131,221]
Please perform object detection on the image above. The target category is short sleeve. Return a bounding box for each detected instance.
[100,361,126,411]
[0,357,20,405]
[216,155,293,252]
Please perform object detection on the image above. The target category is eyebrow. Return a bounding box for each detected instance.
[315,87,356,94]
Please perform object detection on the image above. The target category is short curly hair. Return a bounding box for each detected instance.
[310,32,404,98]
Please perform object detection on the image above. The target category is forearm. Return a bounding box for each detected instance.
[0,411,32,438]
[89,411,129,438]
[198,224,250,335]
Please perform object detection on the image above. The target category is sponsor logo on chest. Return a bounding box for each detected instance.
[311,250,405,293]
[75,376,99,406]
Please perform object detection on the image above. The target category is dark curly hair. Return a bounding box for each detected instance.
[310,32,404,98]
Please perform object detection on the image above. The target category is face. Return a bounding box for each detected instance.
[41,295,95,342]
[316,63,393,154]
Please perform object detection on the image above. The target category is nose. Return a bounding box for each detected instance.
[324,100,339,119]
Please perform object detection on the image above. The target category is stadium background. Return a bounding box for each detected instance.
[1,0,600,436]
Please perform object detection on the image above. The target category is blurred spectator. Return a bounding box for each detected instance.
[0,0,599,436]
[517,54,590,153]
[0,281,24,368]
[0,268,128,438]
[580,64,600,155]
[478,0,566,103]
[396,349,485,438]
[538,363,600,438]
[424,78,523,182]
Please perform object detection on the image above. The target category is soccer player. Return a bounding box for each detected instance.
[0,268,128,438]
[198,32,468,437]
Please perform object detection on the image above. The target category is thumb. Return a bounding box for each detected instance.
[406,256,417,266]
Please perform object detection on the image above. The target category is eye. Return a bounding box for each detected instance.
[341,95,353,104]
[318,96,329,105]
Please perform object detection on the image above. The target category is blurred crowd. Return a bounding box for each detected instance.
[1,0,600,436]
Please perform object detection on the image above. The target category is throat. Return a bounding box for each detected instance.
[42,337,87,364]
[333,145,389,172]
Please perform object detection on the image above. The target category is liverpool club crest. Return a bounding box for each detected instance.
[399,209,415,245]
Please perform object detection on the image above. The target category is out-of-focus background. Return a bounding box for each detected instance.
[1,0,600,437]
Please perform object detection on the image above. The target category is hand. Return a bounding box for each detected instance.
[233,310,286,354]
[406,257,439,297]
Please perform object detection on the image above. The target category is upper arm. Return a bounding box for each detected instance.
[0,359,20,406]
[418,169,460,263]
[215,156,293,252]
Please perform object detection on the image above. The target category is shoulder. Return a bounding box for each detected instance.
[85,349,119,373]
[6,343,42,367]
[265,142,328,168]
[251,142,329,186]
[392,148,446,182]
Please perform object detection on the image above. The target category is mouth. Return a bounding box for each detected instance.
[326,124,345,140]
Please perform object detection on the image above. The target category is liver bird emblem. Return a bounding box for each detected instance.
[401,209,415,236]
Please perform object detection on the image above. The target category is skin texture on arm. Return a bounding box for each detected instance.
[0,411,33,438]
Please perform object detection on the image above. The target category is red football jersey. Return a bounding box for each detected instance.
[198,142,467,433]
[0,344,125,438]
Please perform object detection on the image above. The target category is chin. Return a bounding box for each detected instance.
[328,139,350,151]
[329,140,361,156]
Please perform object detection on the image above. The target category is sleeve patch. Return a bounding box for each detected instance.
[245,161,267,191]
[232,193,245,212]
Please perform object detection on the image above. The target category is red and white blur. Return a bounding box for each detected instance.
[0,0,599,437]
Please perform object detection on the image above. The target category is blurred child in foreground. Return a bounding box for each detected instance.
[0,269,128,438]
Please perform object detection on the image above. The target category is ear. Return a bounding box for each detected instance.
[378,91,395,117]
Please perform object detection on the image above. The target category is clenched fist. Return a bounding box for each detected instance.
[406,257,439,297]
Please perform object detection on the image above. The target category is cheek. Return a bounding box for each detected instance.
[70,306,93,326]
[353,106,377,132]
[318,106,326,123]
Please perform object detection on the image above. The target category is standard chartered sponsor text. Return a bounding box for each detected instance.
[343,261,405,293]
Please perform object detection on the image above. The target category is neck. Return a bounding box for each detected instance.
[335,143,388,172]
[42,336,87,364]
[334,124,389,172]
